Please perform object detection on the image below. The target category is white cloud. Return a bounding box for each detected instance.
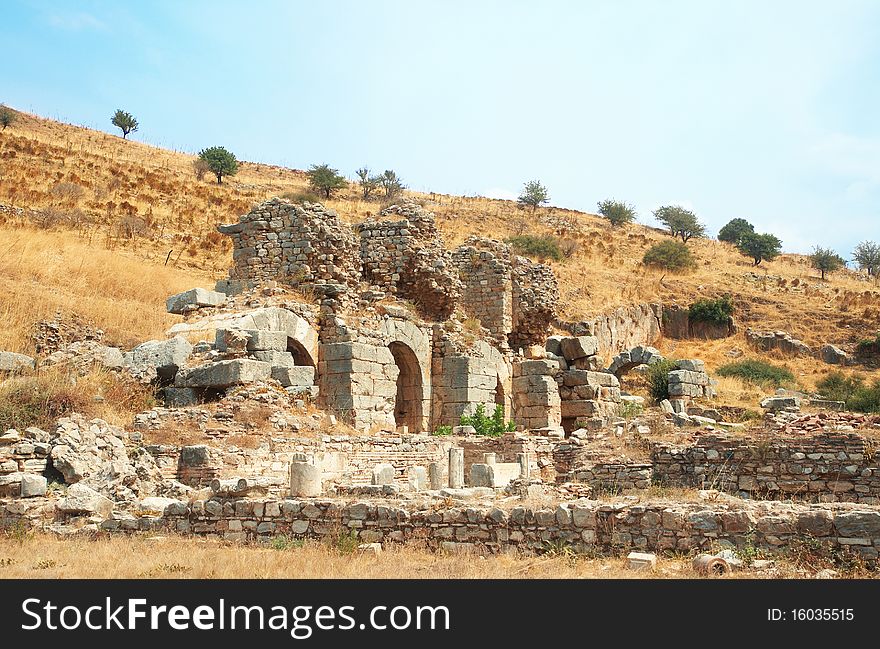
[47,12,107,32]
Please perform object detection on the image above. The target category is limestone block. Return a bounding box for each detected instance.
[271,365,315,387]
[449,448,464,488]
[675,359,706,372]
[56,483,114,517]
[560,336,599,361]
[244,330,288,352]
[251,351,295,367]
[20,474,47,497]
[469,463,495,488]
[0,351,36,373]
[372,463,396,486]
[175,359,271,388]
[561,400,600,418]
[407,466,428,491]
[123,336,192,382]
[626,551,656,571]
[166,287,226,314]
[515,359,560,377]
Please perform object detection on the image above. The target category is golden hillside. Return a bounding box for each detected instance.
[1,107,879,400]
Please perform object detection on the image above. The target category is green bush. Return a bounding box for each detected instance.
[459,404,517,437]
[646,359,679,403]
[432,425,453,436]
[642,240,695,272]
[815,371,880,412]
[505,235,564,262]
[856,333,880,355]
[717,360,794,388]
[689,295,734,325]
[816,372,863,403]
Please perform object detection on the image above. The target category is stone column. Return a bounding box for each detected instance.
[449,447,464,489]
[290,453,322,497]
[483,452,497,466]
[428,462,444,490]
[517,452,530,480]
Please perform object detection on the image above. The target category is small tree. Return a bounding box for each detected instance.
[810,246,845,280]
[653,205,706,242]
[356,167,380,200]
[197,146,239,184]
[853,241,880,277]
[378,169,404,198]
[718,218,755,245]
[111,109,138,139]
[518,180,549,212]
[598,199,636,227]
[306,163,348,199]
[192,158,211,181]
[736,232,782,266]
[642,240,696,271]
[0,107,15,130]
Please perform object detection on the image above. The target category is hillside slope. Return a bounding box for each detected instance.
[1,107,879,399]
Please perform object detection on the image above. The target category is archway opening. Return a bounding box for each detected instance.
[389,341,423,432]
[287,338,315,367]
[494,376,505,411]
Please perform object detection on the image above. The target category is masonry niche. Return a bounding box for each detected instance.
[389,341,423,433]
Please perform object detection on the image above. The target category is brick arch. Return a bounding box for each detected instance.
[381,319,432,432]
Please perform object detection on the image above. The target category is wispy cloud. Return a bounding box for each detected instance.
[46,12,107,32]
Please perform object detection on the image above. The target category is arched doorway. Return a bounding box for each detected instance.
[389,341,423,432]
[494,376,505,411]
[287,337,315,367]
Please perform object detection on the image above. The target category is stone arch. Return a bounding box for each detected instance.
[607,345,664,379]
[389,341,424,432]
[287,338,315,367]
[381,318,432,432]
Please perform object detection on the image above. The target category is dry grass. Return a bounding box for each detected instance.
[0,533,813,579]
[0,225,215,353]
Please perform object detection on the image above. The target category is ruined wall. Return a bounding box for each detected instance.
[558,304,662,362]
[511,359,562,431]
[98,498,880,561]
[653,433,880,504]
[453,239,513,344]
[218,199,361,295]
[147,434,452,491]
[431,341,510,428]
[511,257,559,350]
[356,203,462,320]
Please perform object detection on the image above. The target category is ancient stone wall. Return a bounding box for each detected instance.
[510,256,559,350]
[431,341,509,427]
[218,199,361,295]
[653,433,880,504]
[356,203,461,319]
[452,239,513,344]
[511,360,562,431]
[558,304,662,361]
[103,497,880,561]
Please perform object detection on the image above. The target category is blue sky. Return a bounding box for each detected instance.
[2,0,879,256]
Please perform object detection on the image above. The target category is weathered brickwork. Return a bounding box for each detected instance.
[653,433,880,503]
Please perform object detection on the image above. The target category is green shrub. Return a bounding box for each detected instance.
[646,359,679,403]
[815,371,880,412]
[505,235,564,262]
[856,333,880,355]
[847,382,880,413]
[459,404,517,437]
[642,240,695,271]
[689,295,734,325]
[717,360,794,388]
[433,425,453,436]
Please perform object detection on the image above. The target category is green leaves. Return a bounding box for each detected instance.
[518,180,550,211]
[306,163,348,199]
[111,109,138,139]
[653,205,705,242]
[597,199,637,227]
[736,232,781,266]
[197,146,239,184]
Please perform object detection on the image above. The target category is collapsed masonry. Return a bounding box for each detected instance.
[151,198,665,434]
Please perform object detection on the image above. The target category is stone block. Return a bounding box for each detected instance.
[469,463,495,488]
[290,461,322,497]
[372,463,396,486]
[560,336,599,361]
[244,330,288,352]
[251,351,295,367]
[271,365,315,387]
[163,387,200,408]
[166,287,227,314]
[175,359,271,388]
[0,351,35,373]
[20,474,47,497]
[56,483,113,518]
[626,552,656,571]
[123,337,192,382]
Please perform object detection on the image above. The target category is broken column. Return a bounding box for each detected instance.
[290,453,322,497]
[448,448,464,489]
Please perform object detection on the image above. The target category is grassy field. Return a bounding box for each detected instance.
[0,532,828,579]
[2,106,880,408]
